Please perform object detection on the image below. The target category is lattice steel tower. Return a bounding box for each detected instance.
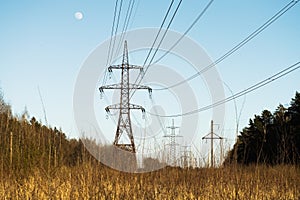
[99,41,152,153]
[164,119,182,166]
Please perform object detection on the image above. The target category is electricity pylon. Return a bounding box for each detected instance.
[99,40,152,153]
[202,120,223,167]
[180,145,196,168]
[164,119,182,166]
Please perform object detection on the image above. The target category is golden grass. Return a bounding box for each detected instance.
[0,164,299,199]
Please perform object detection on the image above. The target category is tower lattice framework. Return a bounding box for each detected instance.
[99,41,152,153]
[164,119,182,166]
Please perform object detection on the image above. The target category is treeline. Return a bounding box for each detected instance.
[1,89,300,175]
[225,92,300,165]
[0,93,98,177]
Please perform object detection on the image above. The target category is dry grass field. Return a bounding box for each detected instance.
[0,164,299,199]
[1,84,300,199]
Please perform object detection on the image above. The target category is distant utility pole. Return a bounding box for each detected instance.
[202,120,223,167]
[99,41,152,153]
[164,119,182,166]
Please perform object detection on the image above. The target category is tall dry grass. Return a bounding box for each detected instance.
[0,164,298,199]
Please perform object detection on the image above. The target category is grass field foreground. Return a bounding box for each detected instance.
[0,164,298,199]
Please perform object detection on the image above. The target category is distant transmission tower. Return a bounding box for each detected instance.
[164,119,182,166]
[202,120,223,167]
[180,145,196,168]
[99,41,152,153]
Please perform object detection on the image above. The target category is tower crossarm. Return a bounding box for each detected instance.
[128,103,145,111]
[166,125,180,129]
[104,103,145,113]
[99,83,151,90]
[99,83,122,91]
[129,83,151,90]
[109,65,144,71]
[100,84,152,96]
[104,103,121,111]
[202,132,223,140]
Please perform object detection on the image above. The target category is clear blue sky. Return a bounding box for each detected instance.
[0,0,299,157]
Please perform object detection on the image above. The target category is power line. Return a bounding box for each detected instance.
[143,0,183,72]
[130,0,214,96]
[105,0,137,85]
[109,0,124,65]
[147,61,300,117]
[130,0,183,100]
[106,0,119,67]
[151,0,214,66]
[130,0,213,147]
[143,0,214,77]
[114,0,136,59]
[151,0,299,91]
[130,0,181,99]
[141,0,175,68]
[128,0,183,136]
[127,0,141,30]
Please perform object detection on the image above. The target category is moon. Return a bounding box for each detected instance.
[74,12,83,20]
